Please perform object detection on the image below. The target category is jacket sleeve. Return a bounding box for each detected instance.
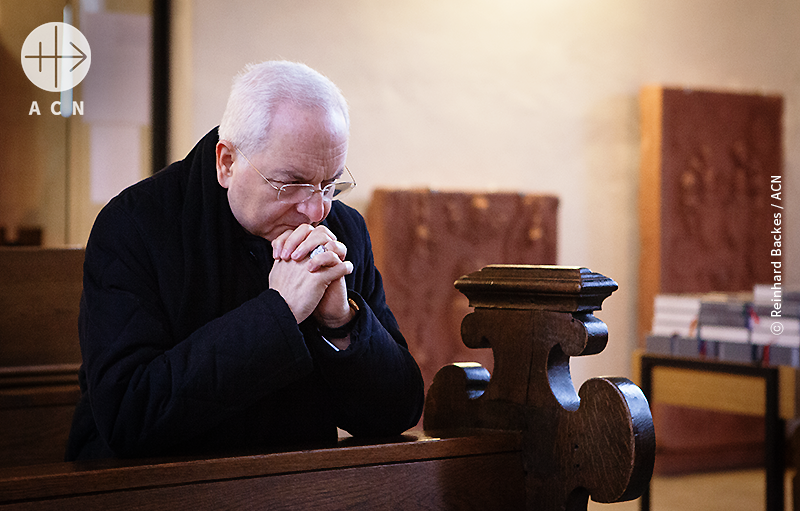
[79,202,314,457]
[308,209,425,436]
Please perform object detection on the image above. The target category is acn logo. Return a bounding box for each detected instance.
[21,22,91,92]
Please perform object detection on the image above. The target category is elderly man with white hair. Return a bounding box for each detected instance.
[67,61,424,461]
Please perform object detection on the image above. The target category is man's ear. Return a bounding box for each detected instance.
[216,140,235,188]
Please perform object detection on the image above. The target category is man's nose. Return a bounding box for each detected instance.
[297,191,326,223]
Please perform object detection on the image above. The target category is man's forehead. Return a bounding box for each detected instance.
[253,142,348,183]
[244,103,348,180]
[269,163,346,182]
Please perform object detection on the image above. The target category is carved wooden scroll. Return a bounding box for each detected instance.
[424,265,655,510]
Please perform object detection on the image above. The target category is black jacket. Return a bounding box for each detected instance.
[67,128,424,460]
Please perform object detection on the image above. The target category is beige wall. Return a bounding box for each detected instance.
[171,0,800,383]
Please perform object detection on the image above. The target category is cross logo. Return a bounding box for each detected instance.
[21,22,91,92]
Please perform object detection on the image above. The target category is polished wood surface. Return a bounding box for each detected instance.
[0,365,81,467]
[0,247,84,367]
[0,430,524,510]
[425,265,655,509]
[0,248,84,468]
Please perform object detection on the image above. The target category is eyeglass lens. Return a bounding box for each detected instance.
[278,182,353,203]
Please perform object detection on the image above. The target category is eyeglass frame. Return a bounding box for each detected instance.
[234,147,356,204]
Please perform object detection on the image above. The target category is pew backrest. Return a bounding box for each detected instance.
[0,247,84,467]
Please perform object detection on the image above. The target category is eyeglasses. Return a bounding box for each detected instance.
[235,147,356,204]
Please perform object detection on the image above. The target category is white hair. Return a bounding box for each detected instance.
[218,61,350,156]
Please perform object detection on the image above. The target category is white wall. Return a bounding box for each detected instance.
[171,0,800,384]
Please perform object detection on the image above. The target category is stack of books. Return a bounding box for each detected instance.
[646,286,800,366]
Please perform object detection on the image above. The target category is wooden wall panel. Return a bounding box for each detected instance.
[0,248,84,467]
[0,248,84,366]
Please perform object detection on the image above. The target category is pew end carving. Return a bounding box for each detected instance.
[424,265,656,510]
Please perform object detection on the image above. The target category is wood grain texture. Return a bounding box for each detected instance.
[0,431,524,510]
[637,86,664,343]
[0,247,84,366]
[425,265,655,510]
[651,366,766,416]
[0,365,80,468]
[0,248,84,468]
[2,455,524,511]
[0,251,653,509]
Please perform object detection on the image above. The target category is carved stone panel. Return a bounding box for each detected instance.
[639,86,783,339]
[367,190,558,392]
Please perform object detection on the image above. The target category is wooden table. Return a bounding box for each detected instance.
[636,351,800,511]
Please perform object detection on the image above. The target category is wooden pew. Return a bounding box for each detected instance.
[0,264,654,510]
[0,247,84,467]
[0,430,525,510]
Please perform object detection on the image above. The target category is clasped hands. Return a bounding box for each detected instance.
[269,224,355,333]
